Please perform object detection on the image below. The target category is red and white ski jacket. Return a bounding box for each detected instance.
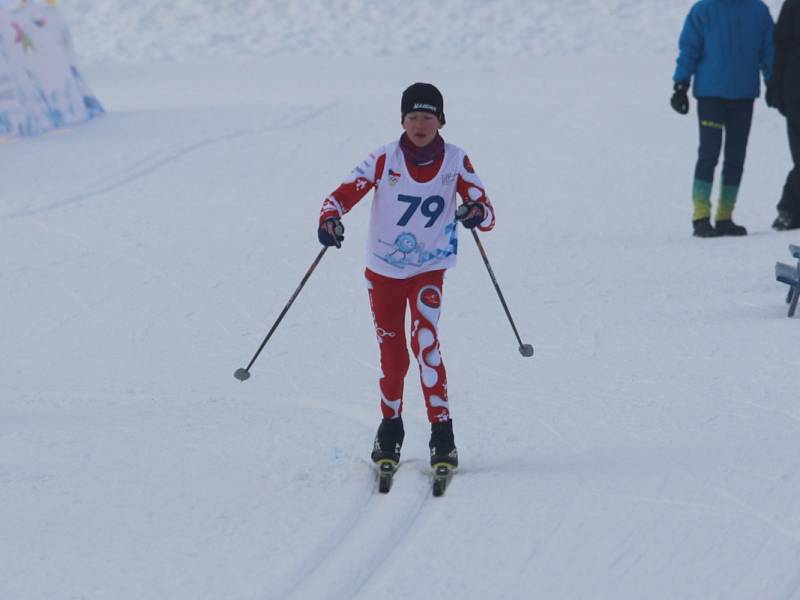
[319,139,495,279]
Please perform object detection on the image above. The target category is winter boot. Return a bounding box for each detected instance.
[773,210,800,231]
[429,420,458,468]
[714,219,747,236]
[692,217,718,238]
[371,417,404,464]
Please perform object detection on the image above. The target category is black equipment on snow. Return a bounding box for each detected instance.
[429,420,458,467]
[714,219,747,236]
[469,230,534,357]
[371,417,405,463]
[372,418,404,494]
[773,210,800,231]
[432,463,454,497]
[692,217,718,238]
[234,247,329,381]
[377,460,397,493]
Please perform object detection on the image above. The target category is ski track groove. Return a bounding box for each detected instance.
[2,104,336,221]
[281,463,431,600]
[5,132,249,220]
[6,104,338,345]
[615,424,800,545]
[743,399,800,428]
[676,466,800,544]
[780,569,800,600]
[340,468,432,600]
[28,220,236,339]
[274,466,377,600]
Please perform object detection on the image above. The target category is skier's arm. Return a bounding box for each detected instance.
[673,6,704,85]
[456,154,495,232]
[319,149,386,225]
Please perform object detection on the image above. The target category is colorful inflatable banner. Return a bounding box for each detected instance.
[0,0,103,138]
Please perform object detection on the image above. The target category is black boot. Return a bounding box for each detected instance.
[715,219,747,236]
[429,420,458,467]
[773,210,800,231]
[692,217,718,238]
[371,417,404,463]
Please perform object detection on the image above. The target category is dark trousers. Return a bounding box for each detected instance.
[778,104,800,218]
[694,98,754,186]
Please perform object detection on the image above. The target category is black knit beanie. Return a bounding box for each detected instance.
[401,83,445,125]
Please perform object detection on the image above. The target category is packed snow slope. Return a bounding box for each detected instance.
[3,1,800,599]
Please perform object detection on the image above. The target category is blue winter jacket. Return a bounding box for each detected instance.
[673,0,774,99]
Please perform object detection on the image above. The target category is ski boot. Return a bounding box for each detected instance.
[429,420,458,468]
[430,420,458,496]
[372,417,404,493]
[371,417,404,464]
[773,210,799,231]
[714,219,747,236]
[692,217,718,238]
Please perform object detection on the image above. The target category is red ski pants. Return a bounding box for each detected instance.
[365,268,450,424]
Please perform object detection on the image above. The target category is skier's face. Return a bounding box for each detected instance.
[402,112,441,147]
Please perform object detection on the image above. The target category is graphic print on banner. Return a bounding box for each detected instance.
[0,1,103,137]
[0,35,18,135]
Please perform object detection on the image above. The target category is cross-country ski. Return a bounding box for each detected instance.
[432,464,455,497]
[377,460,398,494]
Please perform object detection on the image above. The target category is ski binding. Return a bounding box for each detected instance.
[377,459,397,494]
[432,463,454,497]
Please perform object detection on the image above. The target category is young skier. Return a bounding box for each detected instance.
[317,82,495,473]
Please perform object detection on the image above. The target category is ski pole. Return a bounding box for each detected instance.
[469,229,534,357]
[234,247,329,381]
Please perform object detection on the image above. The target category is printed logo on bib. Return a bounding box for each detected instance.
[375,222,458,270]
[442,172,457,185]
[388,169,401,185]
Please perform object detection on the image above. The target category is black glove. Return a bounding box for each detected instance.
[670,81,690,115]
[766,82,786,116]
[455,201,485,229]
[318,217,344,248]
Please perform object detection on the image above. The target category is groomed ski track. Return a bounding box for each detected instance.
[4,2,800,599]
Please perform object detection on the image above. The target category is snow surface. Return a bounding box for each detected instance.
[3,1,800,599]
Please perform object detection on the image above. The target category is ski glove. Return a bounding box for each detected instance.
[670,82,689,115]
[456,201,485,229]
[318,217,345,248]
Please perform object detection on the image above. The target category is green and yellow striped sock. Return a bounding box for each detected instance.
[692,179,712,220]
[715,185,739,221]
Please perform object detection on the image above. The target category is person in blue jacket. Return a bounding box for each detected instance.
[671,0,774,237]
